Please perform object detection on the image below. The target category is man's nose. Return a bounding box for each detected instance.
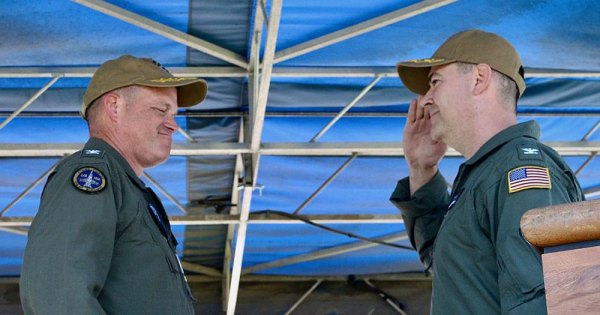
[164,115,179,133]
[418,91,433,108]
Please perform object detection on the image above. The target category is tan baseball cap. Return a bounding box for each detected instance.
[396,29,526,97]
[81,55,208,118]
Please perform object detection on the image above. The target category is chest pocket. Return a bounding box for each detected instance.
[134,202,186,275]
[117,202,187,275]
[115,202,162,246]
[434,188,475,257]
[442,188,471,228]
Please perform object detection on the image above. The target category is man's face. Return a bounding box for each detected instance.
[118,86,179,169]
[421,63,473,145]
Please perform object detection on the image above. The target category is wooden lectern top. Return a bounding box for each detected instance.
[520,200,600,248]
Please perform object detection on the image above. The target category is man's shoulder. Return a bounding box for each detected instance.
[492,136,549,165]
[50,148,118,188]
[63,146,121,167]
[498,136,569,172]
[475,137,549,188]
[56,149,109,171]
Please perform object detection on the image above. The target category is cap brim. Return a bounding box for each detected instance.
[176,80,208,108]
[396,58,454,95]
[138,77,208,108]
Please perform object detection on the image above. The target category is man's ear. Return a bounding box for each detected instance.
[102,92,120,121]
[473,63,493,96]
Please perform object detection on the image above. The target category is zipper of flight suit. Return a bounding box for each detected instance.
[141,189,196,312]
[426,164,469,272]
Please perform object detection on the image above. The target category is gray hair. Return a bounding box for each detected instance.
[455,62,517,111]
[86,85,139,121]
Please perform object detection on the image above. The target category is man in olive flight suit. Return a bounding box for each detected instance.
[20,55,207,314]
[390,30,584,314]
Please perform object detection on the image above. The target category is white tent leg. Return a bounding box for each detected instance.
[225,186,252,315]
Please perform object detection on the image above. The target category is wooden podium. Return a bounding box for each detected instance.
[521,200,600,315]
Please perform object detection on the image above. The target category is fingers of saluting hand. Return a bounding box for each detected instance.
[407,98,417,124]
[415,95,425,120]
[407,96,428,124]
[406,96,429,129]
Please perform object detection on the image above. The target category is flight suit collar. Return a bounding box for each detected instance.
[85,137,147,190]
[86,138,178,247]
[465,120,540,166]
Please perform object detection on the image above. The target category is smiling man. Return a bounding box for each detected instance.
[20,55,207,314]
[390,30,584,314]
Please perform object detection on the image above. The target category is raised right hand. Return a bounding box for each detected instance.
[403,97,447,194]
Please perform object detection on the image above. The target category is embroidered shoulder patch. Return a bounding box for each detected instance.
[517,143,542,161]
[72,167,106,193]
[508,166,551,193]
[81,149,105,158]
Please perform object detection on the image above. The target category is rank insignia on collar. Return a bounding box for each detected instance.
[521,148,539,155]
[517,143,542,161]
[81,149,104,158]
[72,167,106,193]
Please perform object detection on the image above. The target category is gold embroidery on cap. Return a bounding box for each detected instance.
[150,77,195,83]
[408,58,446,64]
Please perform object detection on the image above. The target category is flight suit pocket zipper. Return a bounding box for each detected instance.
[165,253,197,302]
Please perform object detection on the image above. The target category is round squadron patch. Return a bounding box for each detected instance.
[72,167,106,193]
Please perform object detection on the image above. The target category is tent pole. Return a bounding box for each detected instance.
[72,0,248,68]
[273,0,457,64]
[0,158,63,217]
[311,75,383,142]
[574,120,600,176]
[1,214,404,227]
[226,1,283,313]
[225,186,252,315]
[582,120,600,141]
[142,172,188,214]
[242,232,408,275]
[2,66,600,80]
[3,141,600,157]
[293,153,359,215]
[222,124,246,310]
[284,279,323,315]
[177,127,197,143]
[0,75,61,131]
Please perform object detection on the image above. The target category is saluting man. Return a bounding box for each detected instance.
[20,55,207,314]
[390,30,584,314]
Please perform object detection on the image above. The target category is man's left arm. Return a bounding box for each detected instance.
[490,163,583,314]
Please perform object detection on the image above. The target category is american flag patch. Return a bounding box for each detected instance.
[508,166,551,193]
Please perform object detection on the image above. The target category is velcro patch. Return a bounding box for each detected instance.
[517,143,542,161]
[81,149,105,158]
[72,167,106,193]
[508,166,551,193]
